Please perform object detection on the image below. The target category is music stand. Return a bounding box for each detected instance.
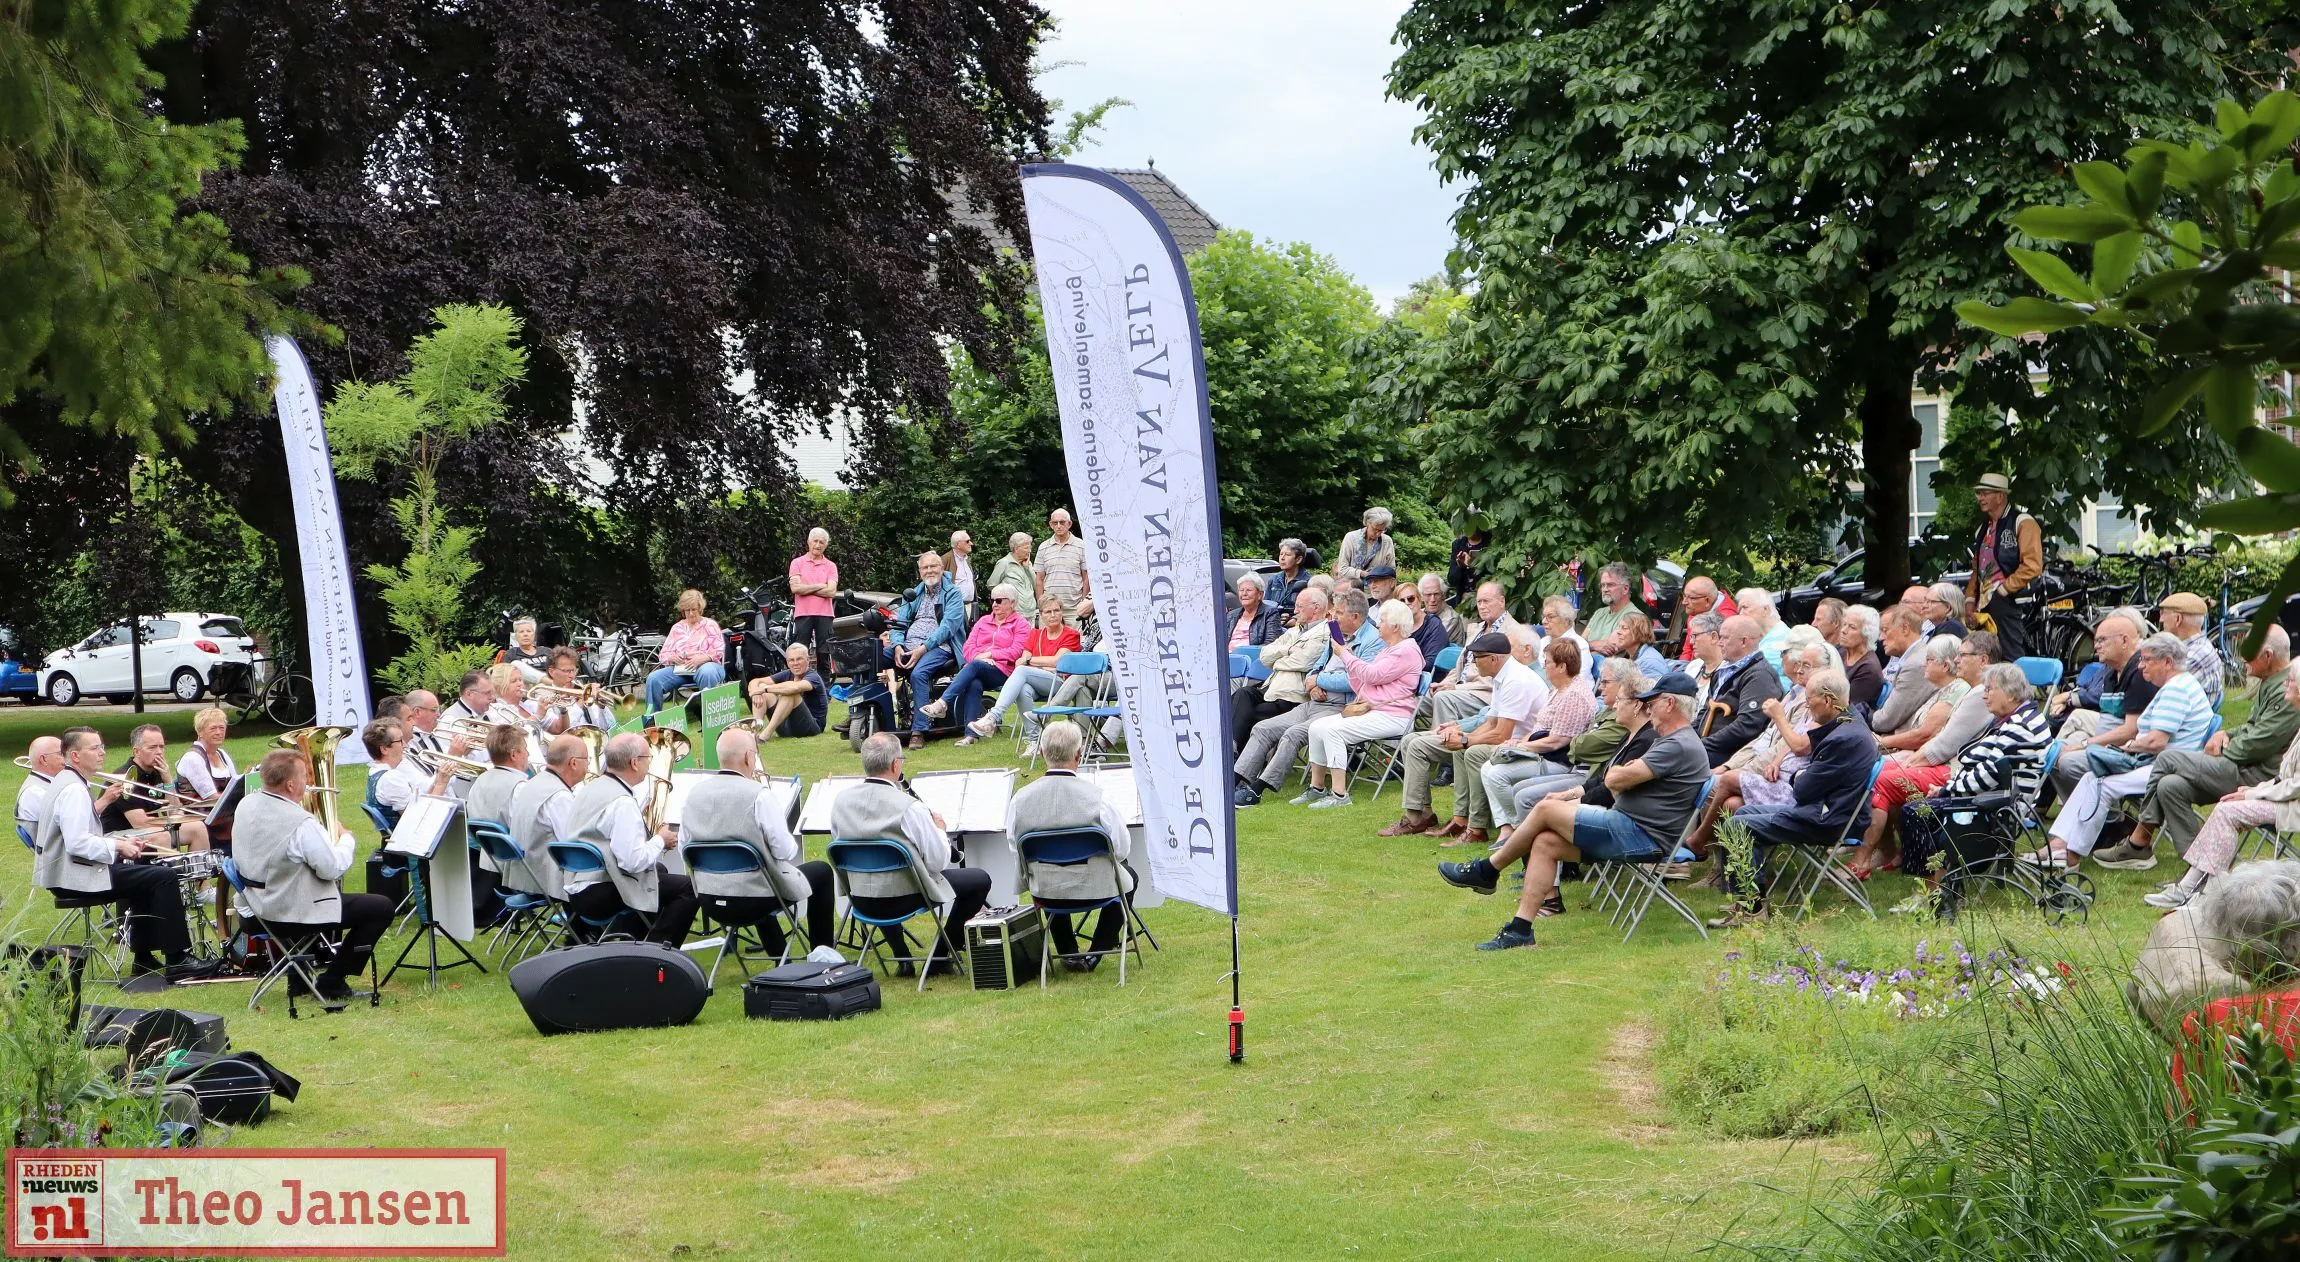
[381,794,486,989]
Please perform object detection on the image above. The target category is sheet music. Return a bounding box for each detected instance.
[798,776,864,834]
[385,793,460,858]
[661,770,719,830]
[1082,765,1145,827]
[910,768,1015,833]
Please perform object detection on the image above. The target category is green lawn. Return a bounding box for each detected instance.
[0,702,2182,1259]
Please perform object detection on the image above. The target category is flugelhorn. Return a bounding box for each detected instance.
[407,746,491,780]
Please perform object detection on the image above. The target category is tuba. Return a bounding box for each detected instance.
[275,726,351,839]
[638,726,690,834]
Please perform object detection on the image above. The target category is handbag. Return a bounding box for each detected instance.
[1341,701,1371,718]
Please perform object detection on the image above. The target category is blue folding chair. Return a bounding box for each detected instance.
[1027,651,1122,765]
[828,838,966,991]
[219,856,372,1016]
[469,820,555,963]
[1229,649,1258,681]
[15,823,31,851]
[1767,758,1887,919]
[1017,827,1150,987]
[544,840,640,943]
[681,838,809,991]
[1432,644,1463,682]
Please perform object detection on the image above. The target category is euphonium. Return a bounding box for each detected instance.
[567,724,609,782]
[638,726,690,834]
[275,725,351,840]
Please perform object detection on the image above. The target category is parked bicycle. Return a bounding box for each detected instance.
[208,652,316,728]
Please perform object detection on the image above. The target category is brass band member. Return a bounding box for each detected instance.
[1003,721,1134,969]
[102,723,211,852]
[680,727,835,955]
[14,735,62,842]
[175,706,237,800]
[539,647,613,732]
[402,689,446,754]
[828,732,992,973]
[505,734,589,899]
[462,724,530,924]
[34,728,213,983]
[487,664,536,723]
[233,749,393,1001]
[363,719,455,822]
[441,670,496,729]
[563,732,700,944]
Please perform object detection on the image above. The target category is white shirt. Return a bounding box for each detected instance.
[678,778,801,863]
[372,757,436,814]
[864,776,955,869]
[1486,657,1550,736]
[262,789,354,882]
[14,770,52,830]
[536,787,574,844]
[176,744,236,799]
[597,776,663,880]
[44,769,113,866]
[1002,769,1132,861]
[952,553,976,603]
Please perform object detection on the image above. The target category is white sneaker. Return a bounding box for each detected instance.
[1019,741,1039,761]
[2143,884,2196,910]
[1289,787,1328,806]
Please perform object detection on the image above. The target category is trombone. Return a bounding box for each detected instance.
[407,746,491,780]
[90,769,211,809]
[532,681,615,710]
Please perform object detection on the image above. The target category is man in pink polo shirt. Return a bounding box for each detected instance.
[788,527,839,676]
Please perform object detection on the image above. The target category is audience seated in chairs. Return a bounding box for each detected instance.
[1733,587,1791,683]
[1227,587,1332,754]
[1005,722,1137,972]
[1874,635,1973,758]
[1299,598,1425,811]
[1849,632,2002,876]
[2144,662,2300,910]
[1868,605,1942,737]
[2043,606,2155,801]
[1383,631,1547,845]
[2124,627,2299,880]
[1682,641,1829,872]
[1233,589,1381,807]
[1228,573,1284,650]
[1837,605,1886,713]
[1438,672,1710,950]
[971,601,1085,744]
[1700,615,1785,767]
[1416,573,1466,647]
[1487,650,1627,830]
[1884,663,2054,912]
[1428,582,1523,723]
[1582,563,1639,658]
[2039,631,2217,871]
[643,588,726,711]
[1706,669,1875,926]
[918,583,1032,746]
[829,733,992,977]
[885,550,968,750]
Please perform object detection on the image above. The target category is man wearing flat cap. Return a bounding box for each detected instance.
[2157,591,2226,709]
[1380,632,1547,844]
[1966,473,2043,660]
[1364,562,1401,604]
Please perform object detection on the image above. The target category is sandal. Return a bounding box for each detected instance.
[1536,890,1566,918]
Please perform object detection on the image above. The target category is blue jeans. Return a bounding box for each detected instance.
[1569,806,1663,860]
[907,646,957,732]
[645,662,725,710]
[938,659,1011,730]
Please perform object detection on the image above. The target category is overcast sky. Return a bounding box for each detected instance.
[1038,0,1460,308]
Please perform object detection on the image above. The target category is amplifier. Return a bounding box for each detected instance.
[966,906,1044,991]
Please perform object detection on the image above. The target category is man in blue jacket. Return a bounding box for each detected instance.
[1233,589,1384,807]
[886,551,967,749]
[1710,667,1876,925]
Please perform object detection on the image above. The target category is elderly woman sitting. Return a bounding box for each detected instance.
[1685,641,1830,862]
[1882,661,2053,911]
[2145,662,2300,911]
[1876,635,1969,753]
[1299,598,1424,810]
[2165,860,2300,1091]
[1229,573,1283,649]
[1838,605,1886,712]
[986,533,1038,622]
[917,584,1032,745]
[1850,631,2003,876]
[1604,610,1670,681]
[967,601,1083,742]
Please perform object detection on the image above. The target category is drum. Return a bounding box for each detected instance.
[156,849,224,883]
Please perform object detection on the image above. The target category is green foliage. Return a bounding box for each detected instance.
[2103,1025,2300,1259]
[1385,0,2299,602]
[1960,91,2300,658]
[0,0,302,503]
[0,946,163,1147]
[326,305,527,693]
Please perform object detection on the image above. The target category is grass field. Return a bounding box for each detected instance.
[0,701,2185,1259]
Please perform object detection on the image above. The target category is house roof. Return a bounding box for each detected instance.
[953,164,1222,257]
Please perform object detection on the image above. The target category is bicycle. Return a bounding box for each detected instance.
[210,652,317,728]
[569,622,658,705]
[2208,560,2254,696]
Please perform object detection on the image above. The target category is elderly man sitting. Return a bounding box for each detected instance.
[2112,625,2297,873]
[1869,605,1939,736]
[881,550,966,750]
[2045,607,2154,800]
[1381,632,1547,844]
[1418,573,1467,645]
[1701,615,1786,766]
[1668,576,1735,660]
[1426,581,1521,723]
[2035,631,2217,869]
[1231,586,1334,752]
[1709,668,1876,926]
[1005,721,1135,969]
[2143,664,2300,909]
[1233,590,1380,807]
[2156,592,2226,709]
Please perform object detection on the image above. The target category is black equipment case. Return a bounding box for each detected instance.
[84,1006,229,1057]
[966,906,1045,991]
[506,942,709,1034]
[742,961,881,1021]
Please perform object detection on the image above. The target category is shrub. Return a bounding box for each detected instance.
[2102,1023,2300,1259]
[0,947,165,1148]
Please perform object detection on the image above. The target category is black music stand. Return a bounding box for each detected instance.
[380,794,487,990]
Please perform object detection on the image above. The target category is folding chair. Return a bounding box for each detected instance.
[1431,644,1463,683]
[680,837,810,993]
[544,840,644,944]
[15,823,32,850]
[2015,656,2064,710]
[1765,758,1886,920]
[1346,672,1431,802]
[828,838,967,992]
[1018,828,1149,986]
[1610,778,1715,942]
[1027,652,1122,765]
[218,857,376,1018]
[469,821,555,964]
[40,888,132,985]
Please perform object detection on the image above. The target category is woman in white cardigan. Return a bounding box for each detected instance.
[2146,661,2300,911]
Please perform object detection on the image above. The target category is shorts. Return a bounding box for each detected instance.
[1570,806,1664,861]
[777,706,825,738]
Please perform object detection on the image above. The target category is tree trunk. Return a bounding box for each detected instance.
[1859,345,1923,599]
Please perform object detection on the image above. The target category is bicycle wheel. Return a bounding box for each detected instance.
[607,648,656,703]
[2219,622,2252,694]
[265,673,317,727]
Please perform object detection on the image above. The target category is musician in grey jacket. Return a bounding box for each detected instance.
[505,735,589,899]
[563,732,699,944]
[1003,721,1133,969]
[679,727,835,955]
[829,732,992,972]
[34,727,210,983]
[234,750,391,1000]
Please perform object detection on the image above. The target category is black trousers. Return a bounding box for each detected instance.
[851,867,992,956]
[1982,591,2032,660]
[268,891,393,981]
[791,615,834,679]
[701,860,837,955]
[1231,690,1290,754]
[1045,905,1124,954]
[100,863,193,962]
[568,868,699,946]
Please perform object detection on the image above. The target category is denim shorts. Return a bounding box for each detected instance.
[1570,806,1664,860]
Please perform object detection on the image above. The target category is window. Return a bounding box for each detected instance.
[84,625,129,650]
[1909,403,1942,538]
[201,618,246,640]
[143,619,180,641]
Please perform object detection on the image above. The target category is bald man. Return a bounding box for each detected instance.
[563,732,699,944]
[13,735,62,842]
[1671,577,1734,660]
[679,728,835,956]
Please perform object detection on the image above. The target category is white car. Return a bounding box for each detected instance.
[38,613,257,707]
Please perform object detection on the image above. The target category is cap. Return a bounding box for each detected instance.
[2159,592,2209,617]
[1365,563,1398,579]
[1467,632,1512,656]
[1973,473,2011,493]
[1634,672,1699,701]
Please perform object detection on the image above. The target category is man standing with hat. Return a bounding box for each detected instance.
[1966,473,2043,660]
[1380,632,1548,844]
[2156,591,2226,708]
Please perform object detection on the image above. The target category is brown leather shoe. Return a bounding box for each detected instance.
[1378,811,1439,837]
[907,733,926,751]
[1424,817,1468,839]
[1458,827,1490,848]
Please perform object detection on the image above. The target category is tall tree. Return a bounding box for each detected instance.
[150,0,1052,633]
[1387,0,2300,594]
[0,0,297,503]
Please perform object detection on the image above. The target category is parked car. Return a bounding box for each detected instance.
[37,613,257,706]
[1224,557,1285,614]
[1775,552,1879,624]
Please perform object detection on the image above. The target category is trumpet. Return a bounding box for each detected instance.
[438,716,516,744]
[407,746,492,780]
[532,681,615,710]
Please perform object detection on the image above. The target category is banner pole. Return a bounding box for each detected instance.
[1227,914,1244,1064]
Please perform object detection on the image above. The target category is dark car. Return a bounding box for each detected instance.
[1775,552,1880,625]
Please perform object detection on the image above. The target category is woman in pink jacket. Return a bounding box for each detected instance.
[919,583,1035,744]
[1301,599,1426,809]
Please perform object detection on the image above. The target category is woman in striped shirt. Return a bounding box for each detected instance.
[1888,662,2052,910]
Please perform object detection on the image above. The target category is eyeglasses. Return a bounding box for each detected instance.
[992,597,1014,605]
